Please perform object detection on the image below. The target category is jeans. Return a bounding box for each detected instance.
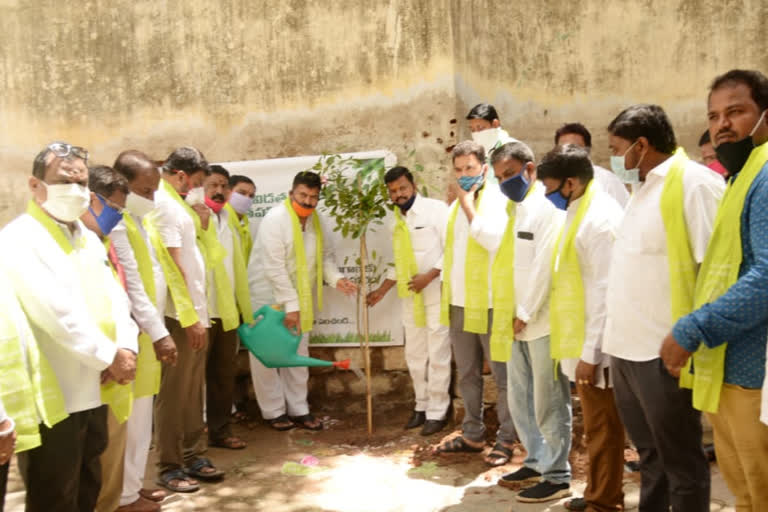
[506,335,572,484]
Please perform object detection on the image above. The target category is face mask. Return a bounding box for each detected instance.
[291,199,315,218]
[610,141,642,184]
[125,192,155,218]
[707,159,728,177]
[471,127,500,155]
[397,194,416,213]
[204,195,225,214]
[545,180,570,211]
[714,110,767,176]
[229,192,254,215]
[89,195,123,236]
[499,171,530,203]
[458,173,485,192]
[41,182,90,222]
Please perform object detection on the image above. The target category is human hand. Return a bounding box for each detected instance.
[185,321,208,351]
[408,273,433,293]
[366,287,386,307]
[284,311,301,335]
[154,335,178,365]
[108,348,137,384]
[191,203,211,230]
[659,332,692,378]
[575,360,598,387]
[336,278,358,297]
[513,318,527,334]
[0,420,16,465]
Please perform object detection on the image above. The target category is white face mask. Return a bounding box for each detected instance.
[185,186,205,206]
[125,191,156,218]
[229,191,254,215]
[471,127,500,155]
[41,182,90,222]
[610,141,643,185]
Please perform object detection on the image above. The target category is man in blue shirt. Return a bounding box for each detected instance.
[661,69,768,512]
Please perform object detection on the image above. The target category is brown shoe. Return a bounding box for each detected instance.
[115,496,161,512]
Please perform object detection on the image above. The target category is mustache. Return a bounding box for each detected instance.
[212,194,226,202]
[715,129,739,142]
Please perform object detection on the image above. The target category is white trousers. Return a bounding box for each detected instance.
[120,395,154,506]
[248,333,310,419]
[403,299,451,420]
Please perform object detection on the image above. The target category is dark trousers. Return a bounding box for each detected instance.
[206,320,238,441]
[17,405,108,512]
[611,357,710,512]
[155,317,208,474]
[0,461,8,512]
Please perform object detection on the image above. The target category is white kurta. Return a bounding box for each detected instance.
[439,183,508,309]
[557,186,624,388]
[0,214,138,414]
[602,158,724,361]
[246,203,343,419]
[385,195,451,419]
[152,182,209,327]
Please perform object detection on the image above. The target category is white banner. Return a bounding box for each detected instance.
[218,150,404,347]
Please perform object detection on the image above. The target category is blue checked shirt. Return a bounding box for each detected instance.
[673,163,768,388]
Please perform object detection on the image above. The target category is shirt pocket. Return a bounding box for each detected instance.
[514,236,536,266]
[410,226,436,255]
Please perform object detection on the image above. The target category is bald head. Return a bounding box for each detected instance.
[113,150,158,183]
[114,150,161,200]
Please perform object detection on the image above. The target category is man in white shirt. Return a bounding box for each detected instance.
[366,166,451,436]
[434,141,517,466]
[248,171,357,431]
[0,142,138,512]
[538,144,625,511]
[554,122,630,208]
[487,142,570,504]
[466,103,519,185]
[602,105,724,511]
[111,150,178,511]
[152,147,222,491]
[201,165,250,450]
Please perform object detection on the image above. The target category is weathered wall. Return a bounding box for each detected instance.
[0,0,458,224]
[451,0,768,166]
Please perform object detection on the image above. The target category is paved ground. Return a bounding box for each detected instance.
[4,406,735,511]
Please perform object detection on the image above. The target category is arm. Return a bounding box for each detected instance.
[260,213,301,312]
[110,224,170,342]
[579,219,616,364]
[516,207,563,323]
[674,175,768,351]
[0,398,14,465]
[468,191,508,253]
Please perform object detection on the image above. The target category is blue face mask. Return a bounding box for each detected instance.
[545,181,570,211]
[458,173,485,191]
[499,172,530,203]
[89,195,124,236]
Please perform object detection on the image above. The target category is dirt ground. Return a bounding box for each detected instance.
[4,401,735,512]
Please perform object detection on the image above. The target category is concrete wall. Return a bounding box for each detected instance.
[451,0,768,165]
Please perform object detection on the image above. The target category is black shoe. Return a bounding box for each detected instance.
[515,481,571,503]
[404,411,426,429]
[498,466,542,489]
[419,419,446,436]
[563,496,587,511]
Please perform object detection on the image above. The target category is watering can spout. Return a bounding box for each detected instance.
[238,305,337,368]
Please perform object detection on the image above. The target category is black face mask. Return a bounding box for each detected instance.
[715,110,767,176]
[398,194,416,213]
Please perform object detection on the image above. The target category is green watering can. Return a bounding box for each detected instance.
[239,305,352,370]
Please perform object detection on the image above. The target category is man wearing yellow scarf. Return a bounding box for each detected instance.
[538,145,625,511]
[0,143,138,512]
[366,166,451,436]
[603,105,725,512]
[488,142,570,504]
[247,171,357,431]
[661,70,768,512]
[435,141,517,467]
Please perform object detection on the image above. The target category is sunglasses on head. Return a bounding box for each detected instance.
[46,142,89,162]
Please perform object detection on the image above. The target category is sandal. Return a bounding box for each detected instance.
[184,457,225,481]
[232,411,248,423]
[267,414,295,431]
[139,488,167,502]
[156,469,200,493]
[290,414,323,431]
[209,435,247,450]
[436,436,484,453]
[485,441,514,467]
[564,497,587,511]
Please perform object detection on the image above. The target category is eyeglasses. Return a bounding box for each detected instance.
[46,142,89,162]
